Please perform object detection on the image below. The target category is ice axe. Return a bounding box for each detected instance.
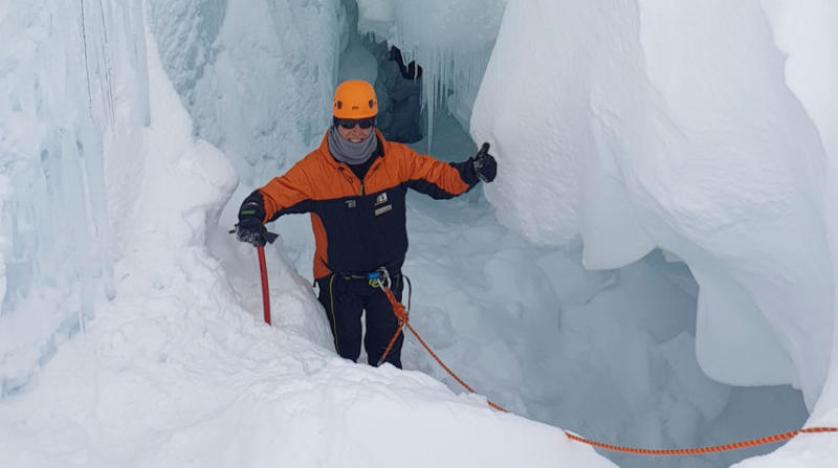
[229,226,278,325]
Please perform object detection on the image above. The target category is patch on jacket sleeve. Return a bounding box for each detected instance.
[375,205,392,216]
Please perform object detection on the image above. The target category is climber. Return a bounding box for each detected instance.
[235,80,496,368]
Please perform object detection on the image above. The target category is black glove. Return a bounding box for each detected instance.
[236,191,269,246]
[471,142,497,183]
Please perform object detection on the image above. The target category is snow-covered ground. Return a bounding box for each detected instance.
[472,0,835,408]
[401,112,809,468]
[0,4,611,467]
[2,0,838,467]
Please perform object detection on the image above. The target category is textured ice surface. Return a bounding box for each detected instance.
[149,0,345,185]
[403,112,806,468]
[472,0,835,416]
[356,0,508,147]
[0,6,616,466]
[732,1,838,465]
[2,1,836,466]
[0,0,143,395]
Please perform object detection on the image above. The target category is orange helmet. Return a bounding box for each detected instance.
[333,80,378,119]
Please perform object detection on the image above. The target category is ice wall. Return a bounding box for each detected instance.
[148,0,345,184]
[471,0,835,412]
[355,0,508,146]
[0,0,147,395]
[757,1,838,418]
[0,5,618,466]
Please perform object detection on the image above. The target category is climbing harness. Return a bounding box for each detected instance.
[370,272,838,456]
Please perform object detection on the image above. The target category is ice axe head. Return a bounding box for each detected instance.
[229,226,279,245]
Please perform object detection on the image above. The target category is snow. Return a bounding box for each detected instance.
[757,0,838,410]
[0,0,130,395]
[149,0,345,185]
[730,2,838,466]
[2,0,838,467]
[395,114,807,468]
[471,0,835,415]
[1,2,612,467]
[0,175,8,314]
[355,0,508,147]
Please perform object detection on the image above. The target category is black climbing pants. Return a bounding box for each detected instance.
[316,272,404,368]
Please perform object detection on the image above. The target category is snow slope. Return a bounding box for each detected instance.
[3,0,838,466]
[0,2,612,467]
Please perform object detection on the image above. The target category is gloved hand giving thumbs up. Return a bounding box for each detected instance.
[471,143,497,183]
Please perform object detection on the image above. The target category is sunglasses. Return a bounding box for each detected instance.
[335,118,375,130]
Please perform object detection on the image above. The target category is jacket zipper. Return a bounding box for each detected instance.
[360,159,383,197]
[344,158,382,197]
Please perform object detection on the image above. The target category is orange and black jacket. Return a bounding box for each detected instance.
[257,129,479,280]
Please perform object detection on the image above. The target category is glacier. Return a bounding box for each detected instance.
[470,0,838,464]
[2,0,838,467]
[355,0,508,147]
[1,1,614,467]
[472,0,836,409]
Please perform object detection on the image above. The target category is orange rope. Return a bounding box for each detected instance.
[376,287,408,366]
[404,320,508,413]
[377,320,405,366]
[564,427,838,456]
[375,283,838,456]
[379,286,508,411]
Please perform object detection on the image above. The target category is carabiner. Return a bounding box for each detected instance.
[368,267,392,290]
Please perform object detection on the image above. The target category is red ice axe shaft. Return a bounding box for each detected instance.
[257,245,271,325]
[230,226,277,325]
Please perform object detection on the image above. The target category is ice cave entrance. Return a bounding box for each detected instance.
[336,36,810,468]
